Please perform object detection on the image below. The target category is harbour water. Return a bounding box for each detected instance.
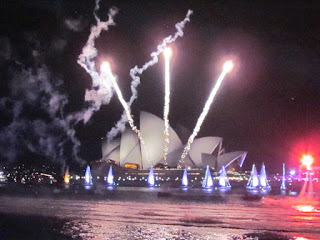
[0,185,319,239]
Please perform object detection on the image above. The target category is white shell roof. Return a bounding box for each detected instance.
[104,145,120,163]
[140,111,183,169]
[189,137,222,166]
[101,111,247,170]
[157,147,196,168]
[216,151,247,171]
[201,153,217,169]
[101,138,120,159]
[120,127,142,167]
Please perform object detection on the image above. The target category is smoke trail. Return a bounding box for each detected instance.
[0,64,85,165]
[64,17,87,32]
[77,0,118,115]
[107,9,193,140]
[0,1,121,168]
[178,61,233,167]
[0,26,94,166]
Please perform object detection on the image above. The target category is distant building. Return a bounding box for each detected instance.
[101,111,247,171]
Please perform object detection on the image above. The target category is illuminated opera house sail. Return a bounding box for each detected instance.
[101,111,247,171]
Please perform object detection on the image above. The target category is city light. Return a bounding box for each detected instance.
[64,166,70,184]
[64,175,70,184]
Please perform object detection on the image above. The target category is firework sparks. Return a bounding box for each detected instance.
[178,61,234,167]
[107,10,193,140]
[163,47,172,164]
[100,62,144,144]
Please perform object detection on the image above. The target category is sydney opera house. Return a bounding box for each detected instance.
[97,111,247,174]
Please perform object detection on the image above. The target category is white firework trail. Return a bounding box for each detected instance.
[163,48,172,164]
[100,62,144,144]
[107,9,193,140]
[178,61,234,168]
[78,1,117,75]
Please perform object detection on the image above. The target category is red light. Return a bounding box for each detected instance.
[301,154,314,170]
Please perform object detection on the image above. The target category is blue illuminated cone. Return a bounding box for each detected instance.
[202,166,213,188]
[182,168,188,187]
[148,167,155,187]
[107,165,114,185]
[84,165,93,185]
[259,163,271,190]
[247,164,259,189]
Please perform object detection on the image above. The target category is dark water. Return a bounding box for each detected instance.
[0,213,71,240]
[0,185,319,239]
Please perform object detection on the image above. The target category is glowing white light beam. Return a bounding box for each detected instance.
[178,61,234,167]
[107,9,193,140]
[100,62,144,144]
[163,47,172,164]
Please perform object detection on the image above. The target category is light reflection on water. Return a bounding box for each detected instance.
[84,185,93,190]
[1,186,320,239]
[289,191,298,196]
[293,205,317,213]
[293,215,318,221]
[106,186,114,191]
[181,187,188,191]
[202,188,213,193]
[218,187,231,193]
[260,188,271,194]
[247,189,259,195]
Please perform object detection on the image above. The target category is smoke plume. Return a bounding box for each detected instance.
[77,0,118,117]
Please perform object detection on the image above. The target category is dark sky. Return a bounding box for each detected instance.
[0,0,319,172]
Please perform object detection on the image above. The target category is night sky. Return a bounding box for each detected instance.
[0,0,319,172]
